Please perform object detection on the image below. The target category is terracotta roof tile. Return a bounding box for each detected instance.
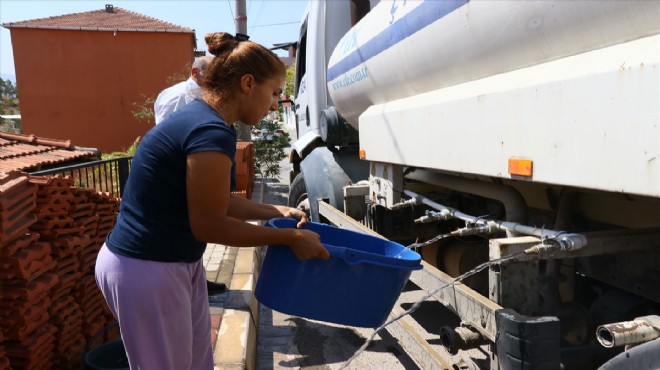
[2,5,194,33]
[0,131,100,173]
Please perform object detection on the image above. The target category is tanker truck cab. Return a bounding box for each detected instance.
[289,0,376,221]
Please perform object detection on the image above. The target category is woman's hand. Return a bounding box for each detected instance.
[277,205,309,228]
[288,228,330,260]
[276,205,329,260]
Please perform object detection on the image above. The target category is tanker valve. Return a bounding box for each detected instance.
[596,315,660,349]
[440,325,488,355]
[415,209,452,224]
[450,221,499,236]
[391,198,420,210]
[524,233,588,255]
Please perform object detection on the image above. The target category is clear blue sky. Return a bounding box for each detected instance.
[0,0,308,82]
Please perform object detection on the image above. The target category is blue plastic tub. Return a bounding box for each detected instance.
[255,218,422,328]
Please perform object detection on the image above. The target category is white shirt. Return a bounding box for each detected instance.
[153,77,203,124]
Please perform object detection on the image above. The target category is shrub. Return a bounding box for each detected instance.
[253,120,290,179]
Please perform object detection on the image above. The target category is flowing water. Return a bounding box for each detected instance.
[394,232,454,259]
[340,251,527,369]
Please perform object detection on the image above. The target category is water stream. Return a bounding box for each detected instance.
[394,232,454,259]
[339,251,527,369]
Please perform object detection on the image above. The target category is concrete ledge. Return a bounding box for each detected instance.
[214,309,257,370]
[214,246,261,370]
[225,248,261,319]
[213,179,266,370]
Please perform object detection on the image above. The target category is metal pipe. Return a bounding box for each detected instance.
[439,326,489,355]
[596,315,660,348]
[405,169,574,239]
[540,190,577,315]
[406,170,528,227]
[402,173,588,252]
[402,188,581,242]
[402,188,478,225]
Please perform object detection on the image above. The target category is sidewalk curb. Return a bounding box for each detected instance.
[213,180,265,370]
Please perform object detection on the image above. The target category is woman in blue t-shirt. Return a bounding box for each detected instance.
[95,32,330,370]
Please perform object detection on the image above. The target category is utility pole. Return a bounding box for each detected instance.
[234,0,251,141]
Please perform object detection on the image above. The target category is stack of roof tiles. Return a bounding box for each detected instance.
[0,131,99,173]
[233,141,255,199]
[0,331,10,369]
[0,171,119,369]
[0,171,57,369]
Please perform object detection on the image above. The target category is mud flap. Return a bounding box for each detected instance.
[496,309,561,370]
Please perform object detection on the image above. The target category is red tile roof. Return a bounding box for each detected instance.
[2,5,194,33]
[0,131,100,173]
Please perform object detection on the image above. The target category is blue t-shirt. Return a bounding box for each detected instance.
[106,99,237,262]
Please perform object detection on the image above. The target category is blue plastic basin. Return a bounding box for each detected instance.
[255,218,422,328]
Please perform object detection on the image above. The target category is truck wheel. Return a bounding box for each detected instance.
[288,174,310,214]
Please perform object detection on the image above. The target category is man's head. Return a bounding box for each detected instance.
[191,56,214,86]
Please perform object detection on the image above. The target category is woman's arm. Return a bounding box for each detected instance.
[227,195,308,226]
[186,151,328,260]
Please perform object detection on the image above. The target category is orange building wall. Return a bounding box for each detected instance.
[10,28,195,152]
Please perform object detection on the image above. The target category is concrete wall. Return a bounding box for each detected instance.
[10,28,195,152]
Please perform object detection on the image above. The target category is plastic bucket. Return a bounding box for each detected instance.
[84,340,129,370]
[255,218,422,328]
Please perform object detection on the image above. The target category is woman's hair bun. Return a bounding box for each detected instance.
[205,32,235,56]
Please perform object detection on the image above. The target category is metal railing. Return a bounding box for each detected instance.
[31,156,132,198]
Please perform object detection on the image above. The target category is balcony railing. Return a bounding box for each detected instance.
[31,156,132,198]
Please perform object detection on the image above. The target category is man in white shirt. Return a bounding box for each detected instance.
[154,56,214,125]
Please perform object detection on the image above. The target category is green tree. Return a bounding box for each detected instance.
[284,62,295,98]
[0,79,19,122]
[253,120,290,179]
[0,79,16,98]
[131,93,157,125]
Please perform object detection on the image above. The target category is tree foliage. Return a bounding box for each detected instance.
[102,136,141,159]
[131,93,157,125]
[284,62,295,98]
[0,79,17,99]
[253,120,290,179]
[0,79,20,131]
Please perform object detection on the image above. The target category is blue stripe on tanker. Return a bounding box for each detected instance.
[326,0,468,82]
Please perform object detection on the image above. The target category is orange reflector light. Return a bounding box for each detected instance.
[359,148,366,159]
[508,158,533,177]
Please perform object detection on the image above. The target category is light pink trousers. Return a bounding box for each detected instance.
[95,244,213,370]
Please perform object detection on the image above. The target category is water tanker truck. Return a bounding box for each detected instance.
[286,0,660,368]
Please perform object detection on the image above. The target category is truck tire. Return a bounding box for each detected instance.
[288,174,310,213]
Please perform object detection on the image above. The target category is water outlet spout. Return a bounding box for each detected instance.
[439,325,488,355]
[596,315,660,348]
[524,234,588,255]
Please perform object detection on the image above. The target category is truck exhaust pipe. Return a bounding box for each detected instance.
[596,315,660,348]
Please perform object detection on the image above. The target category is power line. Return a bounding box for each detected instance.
[249,21,299,29]
[225,2,297,31]
[226,0,235,27]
